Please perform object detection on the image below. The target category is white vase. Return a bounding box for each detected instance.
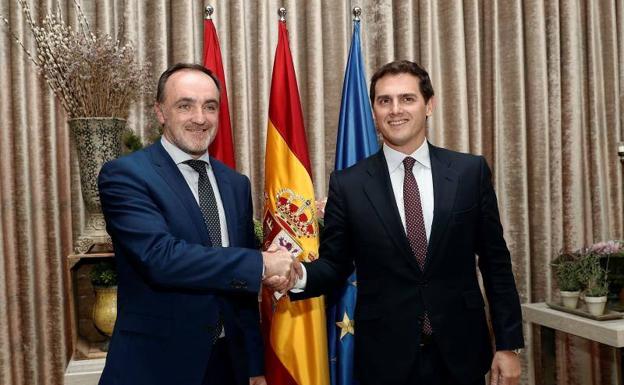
[584,296,607,316]
[560,290,580,309]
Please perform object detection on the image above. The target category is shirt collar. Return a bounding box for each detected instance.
[383,139,431,173]
[161,136,211,166]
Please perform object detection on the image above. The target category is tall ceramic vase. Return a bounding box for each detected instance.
[69,118,124,254]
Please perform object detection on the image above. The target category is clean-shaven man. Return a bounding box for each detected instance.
[284,60,524,385]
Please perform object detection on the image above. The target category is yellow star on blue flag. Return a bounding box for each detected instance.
[336,312,355,340]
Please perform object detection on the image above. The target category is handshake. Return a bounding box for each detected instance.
[261,243,303,294]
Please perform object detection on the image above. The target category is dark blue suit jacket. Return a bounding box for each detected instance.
[97,141,263,385]
[292,144,524,384]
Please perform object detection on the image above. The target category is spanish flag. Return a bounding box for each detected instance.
[261,19,330,385]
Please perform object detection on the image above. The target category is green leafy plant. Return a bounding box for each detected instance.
[578,253,609,297]
[90,260,117,287]
[253,219,264,249]
[123,130,144,154]
[551,252,582,291]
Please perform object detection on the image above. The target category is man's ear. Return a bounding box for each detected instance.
[425,96,436,117]
[154,103,165,125]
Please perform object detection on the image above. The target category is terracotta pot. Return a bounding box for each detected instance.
[92,286,118,336]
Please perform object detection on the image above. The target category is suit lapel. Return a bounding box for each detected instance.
[148,142,211,245]
[425,144,459,272]
[363,151,422,273]
[210,159,237,246]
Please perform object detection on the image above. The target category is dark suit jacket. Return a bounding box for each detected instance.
[292,144,524,384]
[97,142,263,385]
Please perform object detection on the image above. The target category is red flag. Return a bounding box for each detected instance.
[203,16,236,168]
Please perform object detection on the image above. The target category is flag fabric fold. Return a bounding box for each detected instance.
[202,16,236,168]
[327,19,378,385]
[261,20,330,385]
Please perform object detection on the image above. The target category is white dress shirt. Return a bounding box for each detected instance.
[160,136,230,247]
[383,140,434,240]
[293,140,435,291]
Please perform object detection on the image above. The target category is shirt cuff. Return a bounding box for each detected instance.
[290,264,307,293]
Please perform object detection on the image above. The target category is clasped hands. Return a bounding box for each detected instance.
[261,243,302,294]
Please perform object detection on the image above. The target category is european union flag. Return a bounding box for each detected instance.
[327,18,378,385]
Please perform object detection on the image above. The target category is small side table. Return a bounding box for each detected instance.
[522,302,624,384]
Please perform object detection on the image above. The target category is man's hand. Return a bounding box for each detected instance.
[249,375,267,385]
[489,351,521,385]
[262,245,293,279]
[263,256,302,293]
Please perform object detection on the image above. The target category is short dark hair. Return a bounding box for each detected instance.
[156,63,221,103]
[369,60,434,104]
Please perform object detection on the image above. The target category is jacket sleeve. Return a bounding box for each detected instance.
[98,159,263,294]
[475,156,524,351]
[236,178,264,376]
[291,171,355,300]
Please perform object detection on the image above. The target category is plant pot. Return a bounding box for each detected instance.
[69,117,124,254]
[560,290,580,309]
[92,286,118,336]
[584,295,607,316]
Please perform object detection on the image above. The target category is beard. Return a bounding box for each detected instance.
[164,124,216,157]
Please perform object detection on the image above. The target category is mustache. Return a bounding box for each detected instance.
[184,123,212,130]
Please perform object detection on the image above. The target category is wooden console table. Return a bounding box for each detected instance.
[522,302,624,384]
[64,253,114,385]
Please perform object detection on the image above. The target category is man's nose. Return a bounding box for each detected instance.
[390,99,401,114]
[191,107,207,124]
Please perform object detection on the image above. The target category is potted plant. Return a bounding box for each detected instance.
[588,241,624,305]
[90,261,118,336]
[2,1,151,253]
[578,252,610,316]
[552,251,582,309]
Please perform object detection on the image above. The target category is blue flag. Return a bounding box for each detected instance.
[327,19,378,385]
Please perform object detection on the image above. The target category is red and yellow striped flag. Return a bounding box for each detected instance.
[261,20,330,385]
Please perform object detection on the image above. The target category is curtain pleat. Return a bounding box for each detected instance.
[0,1,622,384]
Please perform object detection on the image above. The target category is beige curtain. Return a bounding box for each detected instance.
[0,0,622,384]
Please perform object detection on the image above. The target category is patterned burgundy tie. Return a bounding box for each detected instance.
[403,156,433,335]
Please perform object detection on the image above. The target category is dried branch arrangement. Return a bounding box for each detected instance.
[1,0,151,118]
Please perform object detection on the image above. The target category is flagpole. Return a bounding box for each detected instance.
[352,6,361,21]
[278,7,286,22]
[204,5,213,20]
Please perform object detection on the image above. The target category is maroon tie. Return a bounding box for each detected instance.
[403,156,433,335]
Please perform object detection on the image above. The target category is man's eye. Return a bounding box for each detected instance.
[204,104,218,112]
[403,96,415,102]
[178,104,190,110]
[378,99,390,104]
